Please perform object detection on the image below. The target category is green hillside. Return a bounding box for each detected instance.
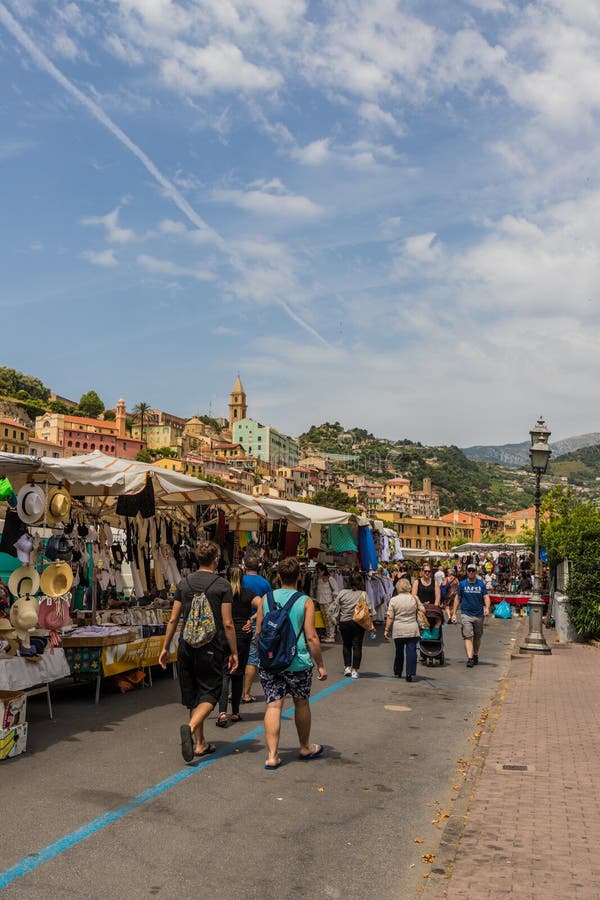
[550,444,600,489]
[298,423,535,515]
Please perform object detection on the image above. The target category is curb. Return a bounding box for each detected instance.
[422,619,528,899]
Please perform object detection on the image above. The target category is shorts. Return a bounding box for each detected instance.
[258,666,313,704]
[247,638,259,668]
[461,615,484,640]
[177,640,224,709]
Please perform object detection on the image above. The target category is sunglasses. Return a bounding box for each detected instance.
[422,569,431,574]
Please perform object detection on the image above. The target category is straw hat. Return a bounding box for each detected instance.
[8,565,41,598]
[46,486,72,526]
[40,561,74,598]
[16,484,46,525]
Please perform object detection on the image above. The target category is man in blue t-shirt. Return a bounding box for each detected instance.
[451,564,490,668]
[241,550,272,703]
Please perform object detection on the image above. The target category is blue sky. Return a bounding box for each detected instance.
[1,0,599,447]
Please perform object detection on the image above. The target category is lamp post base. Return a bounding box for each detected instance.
[519,594,551,655]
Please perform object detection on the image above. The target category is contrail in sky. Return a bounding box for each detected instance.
[0,3,331,348]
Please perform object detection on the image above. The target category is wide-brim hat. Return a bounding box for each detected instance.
[8,565,41,598]
[46,486,72,526]
[16,484,46,525]
[40,561,74,598]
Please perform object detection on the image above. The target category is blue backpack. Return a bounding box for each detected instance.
[257,590,304,672]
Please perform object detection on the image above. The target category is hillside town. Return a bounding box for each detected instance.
[1,375,536,552]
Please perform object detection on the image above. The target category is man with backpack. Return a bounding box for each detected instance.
[159,540,238,762]
[451,563,490,667]
[255,556,327,770]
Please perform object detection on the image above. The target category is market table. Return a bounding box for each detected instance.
[0,648,70,719]
[63,634,177,704]
[488,593,549,607]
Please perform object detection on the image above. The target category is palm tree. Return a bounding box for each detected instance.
[133,402,151,444]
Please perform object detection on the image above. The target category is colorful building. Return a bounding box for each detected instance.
[0,418,28,455]
[35,400,144,459]
[233,418,299,468]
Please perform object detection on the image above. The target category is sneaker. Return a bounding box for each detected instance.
[344,666,352,677]
[473,655,479,665]
[466,658,475,668]
[351,670,359,679]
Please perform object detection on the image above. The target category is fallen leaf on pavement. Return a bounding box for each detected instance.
[317,787,325,793]
[423,873,430,879]
[422,854,435,863]
[413,838,424,844]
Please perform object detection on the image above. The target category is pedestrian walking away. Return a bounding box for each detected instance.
[240,549,271,703]
[216,565,261,728]
[385,578,425,681]
[315,562,339,643]
[159,541,238,762]
[335,572,368,679]
[254,556,327,770]
[451,563,490,667]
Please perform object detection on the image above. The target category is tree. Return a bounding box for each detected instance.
[133,402,151,442]
[103,409,116,421]
[135,449,152,463]
[311,487,359,513]
[78,390,105,418]
[542,499,600,638]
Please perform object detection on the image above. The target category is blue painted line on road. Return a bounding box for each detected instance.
[0,677,351,891]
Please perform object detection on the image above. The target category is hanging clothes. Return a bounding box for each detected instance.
[327,524,358,553]
[358,526,378,572]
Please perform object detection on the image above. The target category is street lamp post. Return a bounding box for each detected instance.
[520,416,552,655]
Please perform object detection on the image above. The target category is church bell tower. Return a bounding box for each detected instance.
[229,376,247,429]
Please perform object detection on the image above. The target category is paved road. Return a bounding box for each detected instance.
[1,616,520,899]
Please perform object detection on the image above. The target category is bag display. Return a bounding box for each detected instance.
[257,590,303,671]
[182,576,218,648]
[353,593,374,631]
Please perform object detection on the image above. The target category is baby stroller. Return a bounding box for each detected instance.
[419,604,445,666]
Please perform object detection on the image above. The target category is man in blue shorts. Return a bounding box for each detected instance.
[451,564,490,668]
[255,556,327,770]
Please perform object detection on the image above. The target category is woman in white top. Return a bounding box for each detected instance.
[384,578,426,682]
[315,563,338,643]
[335,572,367,679]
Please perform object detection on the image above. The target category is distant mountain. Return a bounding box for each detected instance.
[462,433,600,468]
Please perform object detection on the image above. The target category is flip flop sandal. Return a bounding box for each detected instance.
[264,759,282,770]
[180,725,194,763]
[215,715,229,728]
[230,713,242,723]
[241,696,256,704]
[298,744,324,761]
[194,743,216,758]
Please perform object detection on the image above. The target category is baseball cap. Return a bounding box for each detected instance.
[467,564,477,571]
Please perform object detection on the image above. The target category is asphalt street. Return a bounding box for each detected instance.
[1,616,521,899]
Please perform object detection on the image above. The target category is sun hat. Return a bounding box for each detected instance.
[8,565,41,598]
[16,484,46,525]
[13,533,34,565]
[46,486,72,526]
[40,561,74,598]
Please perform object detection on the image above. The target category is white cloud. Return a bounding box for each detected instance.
[104,33,144,65]
[358,102,403,135]
[214,186,323,219]
[292,138,331,166]
[52,31,80,60]
[137,254,215,281]
[214,324,239,335]
[0,137,33,160]
[81,248,118,267]
[80,207,135,243]
[160,41,282,96]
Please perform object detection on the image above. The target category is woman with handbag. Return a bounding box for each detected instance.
[384,578,427,682]
[335,573,371,679]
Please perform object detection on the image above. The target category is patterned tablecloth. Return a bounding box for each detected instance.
[65,637,177,677]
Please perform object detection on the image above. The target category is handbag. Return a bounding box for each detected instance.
[415,599,429,633]
[352,593,374,631]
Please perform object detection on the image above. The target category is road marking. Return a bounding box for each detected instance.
[0,677,351,890]
[384,705,412,711]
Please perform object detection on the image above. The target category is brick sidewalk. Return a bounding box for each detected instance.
[444,641,600,899]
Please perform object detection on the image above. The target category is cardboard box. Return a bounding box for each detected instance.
[0,691,27,730]
[0,723,28,759]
